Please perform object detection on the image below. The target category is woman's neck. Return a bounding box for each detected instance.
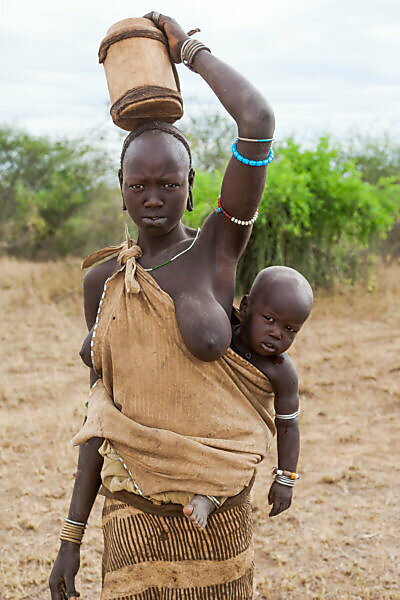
[137,222,188,258]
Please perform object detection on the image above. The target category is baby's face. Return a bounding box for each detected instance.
[241,288,310,358]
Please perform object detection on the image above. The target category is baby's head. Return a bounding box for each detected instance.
[239,266,313,357]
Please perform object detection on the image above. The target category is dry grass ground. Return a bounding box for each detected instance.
[0,257,399,600]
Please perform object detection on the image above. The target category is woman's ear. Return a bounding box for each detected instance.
[187,168,195,212]
[187,190,194,212]
[118,169,127,211]
[239,295,249,318]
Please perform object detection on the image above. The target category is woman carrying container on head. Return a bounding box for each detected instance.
[49,12,276,600]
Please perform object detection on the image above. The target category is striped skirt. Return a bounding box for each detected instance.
[101,498,254,599]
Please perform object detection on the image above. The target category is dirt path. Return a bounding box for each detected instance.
[0,258,399,599]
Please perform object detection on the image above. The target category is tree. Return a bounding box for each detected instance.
[0,125,118,256]
[1,121,398,283]
[183,133,400,288]
[181,112,235,172]
[339,133,400,258]
[237,137,400,289]
[340,132,400,185]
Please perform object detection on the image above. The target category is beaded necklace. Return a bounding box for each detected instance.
[142,227,201,272]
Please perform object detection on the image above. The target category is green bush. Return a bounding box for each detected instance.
[340,132,400,185]
[339,133,400,258]
[183,136,400,290]
[0,125,120,258]
[237,137,399,290]
[181,113,235,172]
[183,170,222,229]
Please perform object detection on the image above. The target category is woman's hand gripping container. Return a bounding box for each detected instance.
[99,17,184,131]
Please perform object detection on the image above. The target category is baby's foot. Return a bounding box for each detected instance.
[183,495,216,529]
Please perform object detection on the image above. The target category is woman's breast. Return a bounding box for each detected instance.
[174,292,232,362]
[79,326,94,368]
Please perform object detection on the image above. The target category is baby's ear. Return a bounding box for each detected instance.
[239,295,249,318]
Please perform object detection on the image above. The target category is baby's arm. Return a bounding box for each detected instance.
[267,355,300,517]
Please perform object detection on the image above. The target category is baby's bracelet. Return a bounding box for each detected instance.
[275,409,301,420]
[275,475,295,487]
[272,467,299,487]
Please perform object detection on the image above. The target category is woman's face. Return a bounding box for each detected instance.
[119,131,193,237]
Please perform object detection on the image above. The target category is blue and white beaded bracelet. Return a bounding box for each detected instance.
[232,141,274,167]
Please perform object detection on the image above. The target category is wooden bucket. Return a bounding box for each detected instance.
[99,17,183,131]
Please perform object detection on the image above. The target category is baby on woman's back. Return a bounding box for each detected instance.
[184,265,313,527]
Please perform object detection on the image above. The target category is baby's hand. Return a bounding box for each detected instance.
[267,481,293,517]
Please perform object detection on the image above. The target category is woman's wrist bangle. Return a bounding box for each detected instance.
[60,535,83,545]
[181,38,211,71]
[60,518,86,545]
[65,517,86,527]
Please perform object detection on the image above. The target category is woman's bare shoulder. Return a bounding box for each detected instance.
[83,256,119,293]
[83,257,119,329]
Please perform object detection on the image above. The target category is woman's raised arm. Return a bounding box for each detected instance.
[147,12,275,259]
[193,49,274,260]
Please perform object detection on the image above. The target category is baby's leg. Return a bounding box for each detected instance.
[183,495,224,529]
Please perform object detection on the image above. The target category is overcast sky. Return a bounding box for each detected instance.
[1,0,399,147]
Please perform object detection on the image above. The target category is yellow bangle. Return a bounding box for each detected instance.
[60,534,82,545]
[60,518,86,545]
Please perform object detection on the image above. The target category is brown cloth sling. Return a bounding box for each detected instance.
[72,235,276,498]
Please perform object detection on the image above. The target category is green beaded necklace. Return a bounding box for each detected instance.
[142,228,200,272]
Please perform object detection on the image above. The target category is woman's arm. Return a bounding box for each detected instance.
[193,50,275,262]
[49,436,104,599]
[49,264,113,599]
[147,13,275,260]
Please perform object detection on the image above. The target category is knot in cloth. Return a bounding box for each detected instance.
[81,225,143,294]
[117,227,143,294]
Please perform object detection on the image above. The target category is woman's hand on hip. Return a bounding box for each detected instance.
[143,12,189,62]
[49,541,80,600]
